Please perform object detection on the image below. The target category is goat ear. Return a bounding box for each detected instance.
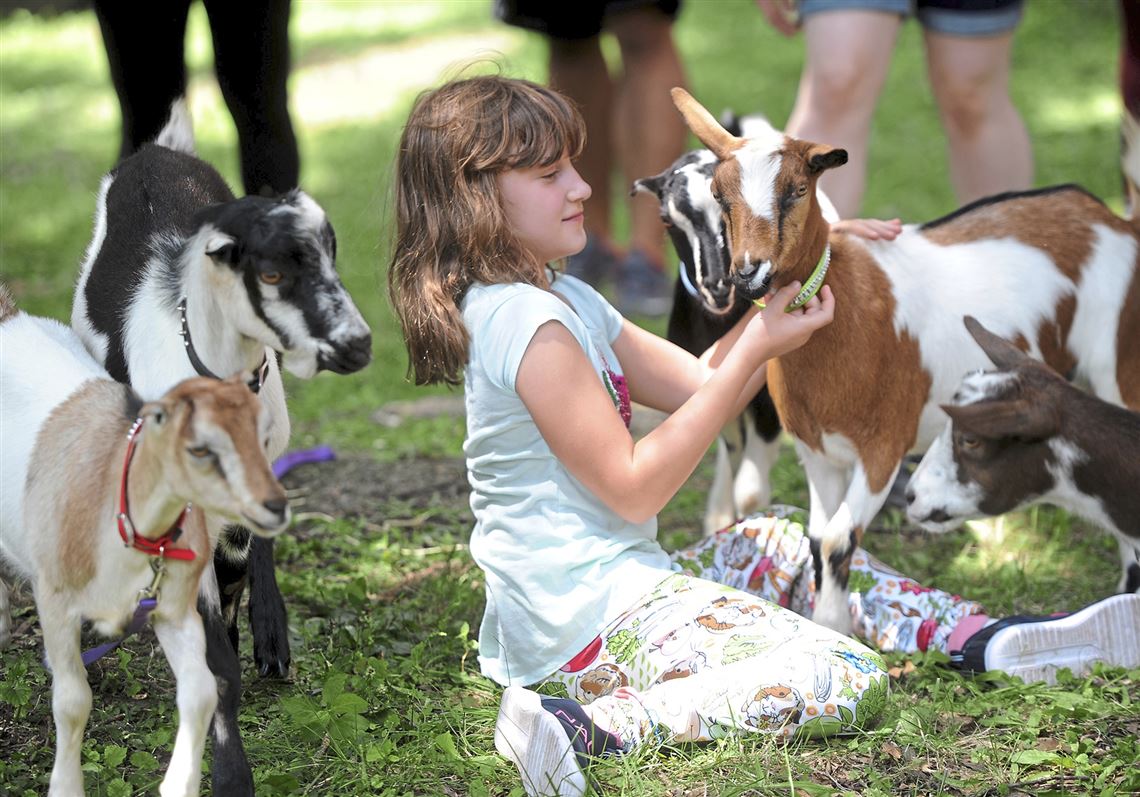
[964,316,1031,369]
[806,145,848,175]
[719,109,742,137]
[140,400,170,427]
[671,87,740,161]
[943,398,1059,441]
[631,172,667,199]
[204,232,238,266]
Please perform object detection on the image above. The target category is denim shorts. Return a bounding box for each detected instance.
[797,0,1024,36]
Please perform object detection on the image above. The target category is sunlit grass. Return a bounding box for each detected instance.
[2,1,1136,795]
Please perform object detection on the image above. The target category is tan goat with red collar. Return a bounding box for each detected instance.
[0,286,289,797]
[671,88,1140,634]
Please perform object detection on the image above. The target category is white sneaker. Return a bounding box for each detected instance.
[494,686,589,797]
[982,594,1140,685]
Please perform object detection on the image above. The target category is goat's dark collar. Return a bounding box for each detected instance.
[117,416,195,562]
[178,298,269,393]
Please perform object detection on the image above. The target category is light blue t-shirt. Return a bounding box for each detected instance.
[462,273,673,686]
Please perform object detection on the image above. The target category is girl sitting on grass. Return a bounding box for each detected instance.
[388,74,1140,797]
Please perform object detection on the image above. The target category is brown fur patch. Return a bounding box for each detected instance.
[1118,254,1140,408]
[767,236,932,494]
[921,188,1120,284]
[32,381,134,588]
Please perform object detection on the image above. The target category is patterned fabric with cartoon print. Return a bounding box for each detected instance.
[546,572,889,745]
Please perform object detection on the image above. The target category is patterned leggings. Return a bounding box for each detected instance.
[544,507,982,749]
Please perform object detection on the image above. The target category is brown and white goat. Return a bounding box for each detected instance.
[0,287,289,797]
[671,87,1140,633]
[908,316,1140,594]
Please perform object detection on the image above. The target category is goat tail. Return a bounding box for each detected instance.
[154,97,196,155]
[0,282,18,323]
[1123,108,1140,222]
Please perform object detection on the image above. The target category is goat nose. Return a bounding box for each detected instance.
[905,486,916,505]
[263,497,288,515]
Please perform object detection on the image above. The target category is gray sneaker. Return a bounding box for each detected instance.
[565,236,618,289]
[616,250,672,317]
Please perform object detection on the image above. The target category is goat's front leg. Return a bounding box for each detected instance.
[153,610,217,797]
[198,564,255,797]
[705,435,740,535]
[247,532,290,677]
[37,589,90,797]
[1118,536,1140,594]
[733,409,782,518]
[804,452,900,636]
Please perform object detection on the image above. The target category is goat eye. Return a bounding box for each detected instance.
[797,183,808,197]
[188,445,211,458]
[260,271,283,285]
[959,435,981,450]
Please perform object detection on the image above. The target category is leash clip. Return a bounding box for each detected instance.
[139,555,167,602]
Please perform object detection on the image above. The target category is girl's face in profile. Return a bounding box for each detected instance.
[497,155,591,267]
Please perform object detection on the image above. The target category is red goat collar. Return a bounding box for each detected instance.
[117,417,196,561]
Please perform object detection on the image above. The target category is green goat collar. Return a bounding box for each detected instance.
[754,244,831,312]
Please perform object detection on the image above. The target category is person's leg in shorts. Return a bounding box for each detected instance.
[785,0,908,217]
[919,0,1032,205]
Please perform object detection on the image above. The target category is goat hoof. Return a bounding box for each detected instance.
[256,656,290,679]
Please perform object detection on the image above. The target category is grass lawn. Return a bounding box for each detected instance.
[1,1,1138,795]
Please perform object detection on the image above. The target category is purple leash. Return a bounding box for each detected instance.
[82,596,158,667]
[273,445,336,479]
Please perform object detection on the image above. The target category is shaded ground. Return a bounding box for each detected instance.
[281,453,469,521]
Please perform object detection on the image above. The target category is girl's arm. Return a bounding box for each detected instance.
[610,306,767,417]
[516,283,833,524]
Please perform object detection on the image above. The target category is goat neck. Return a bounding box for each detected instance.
[179,246,270,383]
[784,208,831,300]
[118,419,193,546]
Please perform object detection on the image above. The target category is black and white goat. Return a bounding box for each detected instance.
[632,118,839,533]
[908,316,1140,594]
[0,286,288,797]
[70,101,371,794]
[671,87,1140,634]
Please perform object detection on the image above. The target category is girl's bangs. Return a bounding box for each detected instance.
[505,88,585,170]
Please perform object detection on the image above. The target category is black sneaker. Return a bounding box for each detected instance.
[616,249,672,318]
[952,594,1140,684]
[565,237,619,289]
[494,686,622,796]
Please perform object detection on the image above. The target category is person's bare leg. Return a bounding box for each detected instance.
[609,7,687,266]
[785,11,901,218]
[549,35,615,248]
[925,30,1032,205]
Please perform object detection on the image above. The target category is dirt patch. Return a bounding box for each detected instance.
[280,453,470,521]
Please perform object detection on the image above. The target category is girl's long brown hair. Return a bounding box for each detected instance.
[388,75,586,386]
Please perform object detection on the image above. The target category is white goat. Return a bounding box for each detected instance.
[671,88,1140,634]
[0,286,289,797]
[70,100,372,794]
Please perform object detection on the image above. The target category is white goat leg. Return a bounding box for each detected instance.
[704,438,738,534]
[798,443,846,542]
[154,612,218,797]
[733,416,780,517]
[41,593,90,797]
[1117,536,1140,594]
[811,461,899,635]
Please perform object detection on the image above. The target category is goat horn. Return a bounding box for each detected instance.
[671,87,740,161]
